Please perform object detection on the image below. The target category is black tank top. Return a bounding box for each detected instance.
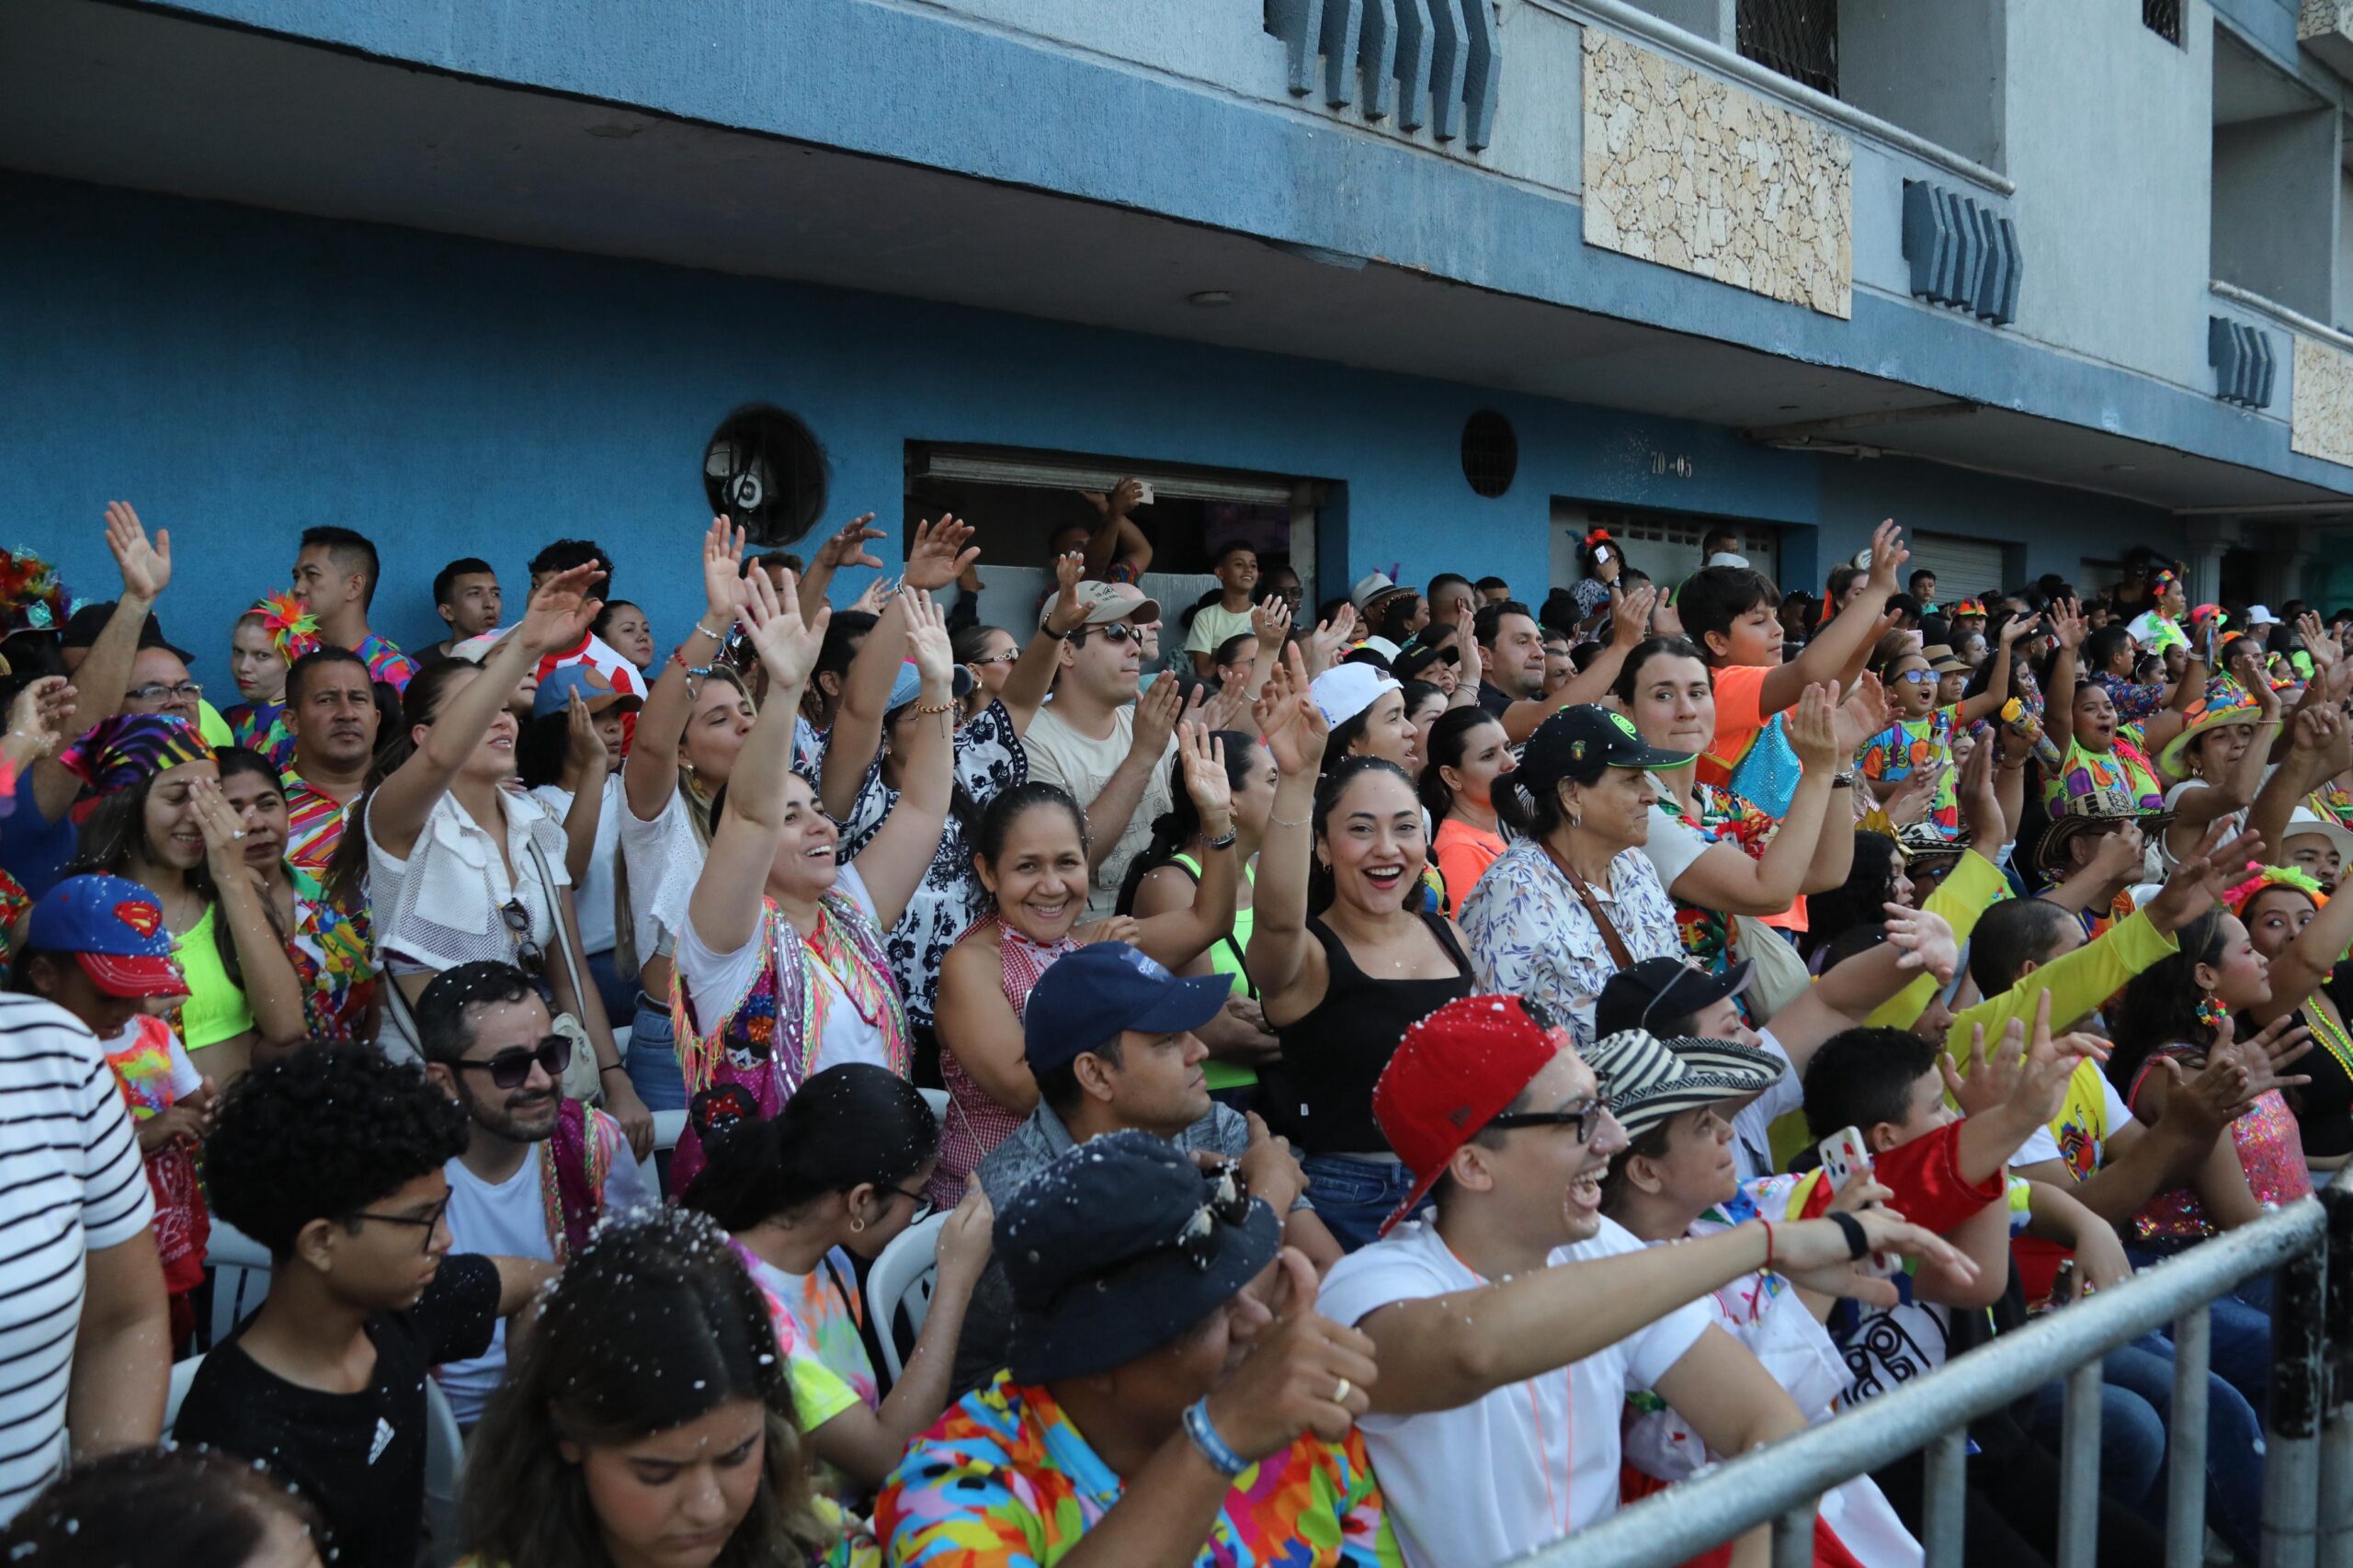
[1273,913,1476,1154]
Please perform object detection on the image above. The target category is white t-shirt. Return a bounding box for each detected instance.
[1184,603,1256,657]
[1318,1216,1712,1568]
[532,774,623,957]
[619,785,703,964]
[676,864,892,1072]
[1640,805,1717,894]
[0,996,156,1524]
[2011,1070,2136,1170]
[438,1118,653,1424]
[1730,1028,1802,1186]
[1021,704,1175,922]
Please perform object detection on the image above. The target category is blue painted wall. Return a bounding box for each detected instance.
[0,173,2177,693]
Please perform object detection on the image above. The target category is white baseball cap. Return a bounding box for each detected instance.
[1311,663,1403,727]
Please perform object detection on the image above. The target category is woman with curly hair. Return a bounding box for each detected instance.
[460,1208,850,1568]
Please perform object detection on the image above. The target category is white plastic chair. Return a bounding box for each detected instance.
[868,1211,948,1383]
[205,1220,274,1349]
[919,1087,949,1127]
[165,1353,204,1435]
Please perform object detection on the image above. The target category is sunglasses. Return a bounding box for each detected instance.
[454,1033,574,1090]
[966,650,1021,667]
[1072,622,1141,646]
[501,899,546,979]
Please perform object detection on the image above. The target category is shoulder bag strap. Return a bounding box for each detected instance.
[1539,841,1637,971]
[526,832,595,1018]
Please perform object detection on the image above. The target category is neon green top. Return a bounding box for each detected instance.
[1944,908,2178,1052]
[176,902,255,1051]
[1171,852,1256,1092]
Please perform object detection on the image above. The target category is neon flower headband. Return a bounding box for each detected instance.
[2225,864,2327,918]
[252,591,322,665]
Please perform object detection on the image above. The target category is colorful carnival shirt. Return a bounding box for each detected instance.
[280,770,352,873]
[1857,710,1961,838]
[1665,781,1779,1006]
[226,701,298,770]
[878,1374,1401,1568]
[286,867,378,1042]
[354,631,419,695]
[2040,736,2164,819]
[2093,673,2165,726]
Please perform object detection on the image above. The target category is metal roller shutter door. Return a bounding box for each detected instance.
[1903,532,2008,605]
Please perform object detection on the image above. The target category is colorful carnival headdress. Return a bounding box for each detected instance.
[252,591,322,665]
[0,547,74,637]
[2225,864,2327,919]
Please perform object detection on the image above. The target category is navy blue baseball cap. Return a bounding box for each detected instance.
[1000,1130,1280,1381]
[26,874,189,998]
[1022,942,1233,1072]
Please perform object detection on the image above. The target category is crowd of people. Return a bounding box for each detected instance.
[2,496,2348,1568]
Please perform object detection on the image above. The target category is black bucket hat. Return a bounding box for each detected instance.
[999,1130,1279,1382]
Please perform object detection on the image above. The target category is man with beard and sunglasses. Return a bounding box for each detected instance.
[415,960,653,1427]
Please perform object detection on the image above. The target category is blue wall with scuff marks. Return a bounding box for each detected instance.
[0,172,2176,693]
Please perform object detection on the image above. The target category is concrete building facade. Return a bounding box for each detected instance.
[7,0,2353,678]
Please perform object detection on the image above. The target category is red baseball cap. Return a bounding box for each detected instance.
[1370,994,1574,1237]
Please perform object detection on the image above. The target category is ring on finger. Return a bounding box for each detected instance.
[1333,1376,1352,1404]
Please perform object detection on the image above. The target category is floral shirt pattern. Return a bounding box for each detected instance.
[1857,709,1961,839]
[837,699,1028,1029]
[1458,837,1682,1048]
[878,1374,1401,1568]
[1666,782,1777,1011]
[2094,672,2165,725]
[285,867,378,1042]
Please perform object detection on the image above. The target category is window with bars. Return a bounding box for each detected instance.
[2143,0,2184,46]
[1736,0,1837,98]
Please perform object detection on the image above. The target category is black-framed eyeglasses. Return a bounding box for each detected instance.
[882,1184,934,1223]
[1487,1090,1610,1144]
[453,1033,573,1090]
[351,1196,451,1255]
[500,899,546,979]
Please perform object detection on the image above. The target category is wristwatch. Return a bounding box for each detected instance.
[1829,772,1855,790]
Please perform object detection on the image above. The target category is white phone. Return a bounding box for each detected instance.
[1133,481,1155,506]
[1814,1126,1897,1276]
[1591,543,1611,567]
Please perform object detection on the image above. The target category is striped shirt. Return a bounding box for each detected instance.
[0,995,154,1524]
[280,771,350,874]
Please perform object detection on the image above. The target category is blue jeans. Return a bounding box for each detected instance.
[1300,1154,1427,1253]
[2131,1244,2276,1426]
[2029,1332,2264,1562]
[625,990,686,1111]
[584,949,635,1033]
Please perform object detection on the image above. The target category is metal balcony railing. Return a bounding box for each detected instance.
[1505,1170,2352,1568]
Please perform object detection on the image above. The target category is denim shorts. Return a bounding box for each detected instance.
[1300,1153,1427,1254]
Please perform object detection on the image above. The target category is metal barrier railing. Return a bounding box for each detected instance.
[1505,1172,2353,1568]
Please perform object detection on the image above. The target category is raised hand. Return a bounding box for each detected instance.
[733,562,831,690]
[2085,822,2148,887]
[1202,1248,1377,1460]
[700,515,746,622]
[1177,722,1235,837]
[1250,593,1293,645]
[2224,1016,2313,1101]
[1131,672,1190,762]
[1999,612,2042,649]
[1072,915,1142,947]
[813,513,887,574]
[104,501,171,602]
[1304,604,1357,676]
[562,689,607,786]
[1609,583,1658,651]
[902,514,980,593]
[2051,597,2089,653]
[517,562,606,654]
[1775,1208,1979,1308]
[1788,681,1842,771]
[186,776,256,882]
[1864,518,1908,597]
[933,1176,995,1294]
[1235,1113,1308,1213]
[1957,727,2001,841]
[2146,821,2266,933]
[901,586,954,690]
[2154,1052,2255,1134]
[1883,762,1945,827]
[1256,645,1329,778]
[847,575,896,618]
[1833,669,1890,756]
[1881,903,1958,984]
[5,676,75,758]
[1045,551,1089,637]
